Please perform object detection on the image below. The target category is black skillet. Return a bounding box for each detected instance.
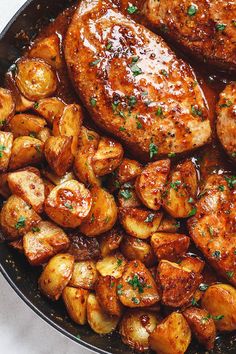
[0,1,236,353]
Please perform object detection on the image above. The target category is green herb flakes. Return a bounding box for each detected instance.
[120,189,132,200]
[90,59,101,66]
[212,250,221,259]
[127,5,138,14]
[149,140,158,159]
[188,207,197,217]
[187,4,197,16]
[130,64,142,77]
[0,145,6,158]
[144,213,155,223]
[15,216,26,230]
[216,24,226,31]
[90,97,97,107]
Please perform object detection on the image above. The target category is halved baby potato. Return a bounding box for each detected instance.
[9,136,43,170]
[45,180,92,228]
[33,97,65,126]
[37,127,51,143]
[149,312,191,354]
[7,169,45,213]
[96,253,127,279]
[8,114,46,138]
[135,159,170,210]
[44,136,74,177]
[118,260,160,308]
[42,168,75,186]
[117,158,143,184]
[79,186,117,237]
[0,87,15,126]
[62,286,89,325]
[38,253,74,301]
[118,181,142,208]
[69,261,98,290]
[23,220,69,265]
[0,195,41,240]
[157,214,180,233]
[0,131,13,171]
[180,256,205,274]
[99,227,124,258]
[15,58,57,101]
[120,310,159,352]
[120,235,156,267]
[119,207,163,239]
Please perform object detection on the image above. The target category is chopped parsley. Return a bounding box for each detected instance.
[170,180,181,191]
[187,4,197,16]
[199,283,209,291]
[110,281,115,288]
[168,152,176,158]
[90,59,101,66]
[132,56,139,63]
[0,145,6,158]
[64,203,73,210]
[119,126,126,132]
[127,275,146,293]
[117,284,123,295]
[128,96,137,107]
[33,102,39,109]
[226,271,234,279]
[120,189,132,200]
[35,145,41,154]
[208,226,214,236]
[104,216,111,224]
[90,97,97,107]
[188,207,197,217]
[149,140,158,159]
[117,259,123,267]
[130,64,142,77]
[106,42,112,50]
[212,250,221,259]
[90,213,95,223]
[161,69,168,77]
[127,4,138,14]
[225,176,236,189]
[156,107,163,116]
[0,119,6,127]
[213,315,224,321]
[220,100,233,108]
[191,297,198,306]
[191,105,202,117]
[131,297,140,304]
[188,197,194,204]
[144,213,155,223]
[15,216,26,230]
[218,185,225,191]
[216,24,226,31]
[32,227,40,233]
[136,120,142,129]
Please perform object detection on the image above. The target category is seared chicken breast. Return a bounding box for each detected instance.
[65,0,211,161]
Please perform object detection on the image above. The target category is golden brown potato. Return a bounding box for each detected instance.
[0,172,11,198]
[8,114,46,138]
[44,136,74,177]
[23,220,69,265]
[15,58,57,101]
[135,160,170,210]
[201,284,236,331]
[119,207,163,239]
[79,186,117,237]
[117,158,143,184]
[163,160,198,218]
[87,293,119,334]
[95,276,123,317]
[99,227,124,258]
[149,312,191,354]
[120,310,159,352]
[0,132,13,171]
[9,136,43,170]
[45,180,92,228]
[69,261,97,290]
[92,137,123,176]
[118,181,142,208]
[28,34,62,69]
[7,169,45,213]
[0,195,41,240]
[96,253,127,279]
[0,87,15,126]
[62,287,89,325]
[118,260,160,308]
[53,104,83,155]
[42,168,75,186]
[120,235,156,267]
[37,127,51,143]
[33,97,65,126]
[157,260,202,307]
[38,253,74,301]
[157,214,180,233]
[43,178,55,198]
[180,256,205,274]
[150,232,190,262]
[183,307,216,350]
[67,232,101,261]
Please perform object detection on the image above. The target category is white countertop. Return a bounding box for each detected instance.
[0,2,92,353]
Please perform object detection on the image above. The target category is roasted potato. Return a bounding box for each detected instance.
[69,261,98,290]
[33,97,65,126]
[118,181,142,208]
[79,186,117,237]
[119,207,163,239]
[43,178,55,198]
[95,275,123,317]
[99,227,124,258]
[150,232,190,262]
[183,307,216,350]
[37,127,51,143]
[15,58,57,101]
[201,284,236,331]
[157,214,180,233]
[7,169,45,213]
[53,104,83,155]
[23,220,69,265]
[42,168,75,186]
[0,87,15,126]
[87,293,119,334]
[96,253,127,279]
[38,253,74,301]
[44,136,74,176]
[116,158,143,184]
[120,235,156,267]
[92,137,123,176]
[118,260,160,308]
[180,256,205,274]
[0,195,41,240]
[0,132,13,171]
[163,160,198,218]
[45,180,92,228]
[8,114,46,138]
[120,310,159,352]
[149,312,191,354]
[62,287,89,325]
[9,136,43,170]
[157,260,202,307]
[135,160,170,210]
[67,232,100,261]
[5,73,34,112]
[28,34,62,69]
[0,172,11,198]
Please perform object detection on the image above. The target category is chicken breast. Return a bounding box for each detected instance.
[64,0,211,161]
[188,174,236,286]
[139,0,236,71]
[217,83,236,162]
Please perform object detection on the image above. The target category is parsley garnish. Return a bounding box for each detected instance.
[90,97,97,107]
[128,275,146,293]
[212,250,221,259]
[213,315,224,321]
[34,102,39,109]
[187,4,197,16]
[106,42,112,50]
[130,64,142,77]
[136,121,142,129]
[119,126,126,132]
[216,24,226,31]
[131,297,140,304]
[120,189,132,200]
[64,203,73,210]
[128,96,137,107]
[117,259,123,267]
[117,284,123,295]
[156,107,163,116]
[170,180,181,191]
[188,197,194,204]
[15,216,26,230]
[144,213,155,223]
[188,207,197,217]
[168,152,176,158]
[220,100,233,108]
[226,271,234,279]
[161,69,168,77]
[90,213,95,223]
[127,4,138,14]
[225,176,236,189]
[199,283,209,291]
[32,227,40,233]
[90,59,101,66]
[218,185,225,191]
[149,140,158,159]
[191,105,202,117]
[191,297,198,306]
[0,145,6,158]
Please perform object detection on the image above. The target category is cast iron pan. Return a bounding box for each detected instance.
[0,1,236,353]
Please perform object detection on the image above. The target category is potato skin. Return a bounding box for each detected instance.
[34,97,65,126]
[62,287,89,325]
[45,180,92,228]
[67,231,100,261]
[120,235,156,267]
[180,256,205,274]
[99,227,124,258]
[38,253,74,301]
[183,307,216,350]
[201,284,236,331]
[149,312,191,354]
[23,221,70,266]
[0,87,15,125]
[69,261,98,290]
[0,131,13,172]
[0,195,41,241]
[120,310,159,352]
[96,253,127,279]
[157,214,180,233]
[118,181,142,208]
[8,114,46,138]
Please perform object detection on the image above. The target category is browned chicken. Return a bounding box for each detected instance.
[64,0,211,161]
[188,174,236,286]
